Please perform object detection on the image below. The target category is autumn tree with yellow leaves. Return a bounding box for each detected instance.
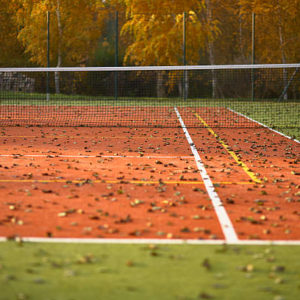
[119,0,221,96]
[11,0,108,92]
[121,0,220,66]
[14,0,107,67]
[0,0,299,69]
[238,0,300,64]
[0,1,25,66]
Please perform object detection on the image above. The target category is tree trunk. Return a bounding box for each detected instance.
[178,71,189,99]
[238,8,246,63]
[157,71,166,98]
[278,21,288,100]
[183,70,188,99]
[55,0,62,94]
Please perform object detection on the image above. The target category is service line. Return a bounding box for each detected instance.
[0,179,255,185]
[174,107,239,244]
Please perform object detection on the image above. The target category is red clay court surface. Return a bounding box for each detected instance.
[0,107,299,244]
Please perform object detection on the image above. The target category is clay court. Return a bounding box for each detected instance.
[0,105,299,244]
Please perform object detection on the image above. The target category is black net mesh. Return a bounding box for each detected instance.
[0,65,299,128]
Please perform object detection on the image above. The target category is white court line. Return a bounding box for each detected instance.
[228,108,300,144]
[0,154,193,159]
[1,237,300,245]
[174,107,239,244]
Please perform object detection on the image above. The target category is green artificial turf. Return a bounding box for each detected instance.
[0,242,300,300]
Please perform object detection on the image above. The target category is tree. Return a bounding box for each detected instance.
[0,1,25,66]
[13,0,108,93]
[238,0,300,99]
[91,0,128,67]
[238,0,300,63]
[14,0,107,67]
[121,0,215,66]
[120,0,220,97]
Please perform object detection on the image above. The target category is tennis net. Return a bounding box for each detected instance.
[0,64,299,128]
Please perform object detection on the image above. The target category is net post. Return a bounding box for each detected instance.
[46,11,50,101]
[114,11,119,101]
[183,12,187,101]
[251,12,255,101]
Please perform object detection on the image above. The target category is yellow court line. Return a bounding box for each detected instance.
[0,179,254,185]
[0,136,177,139]
[0,118,175,122]
[194,113,261,184]
[0,118,53,120]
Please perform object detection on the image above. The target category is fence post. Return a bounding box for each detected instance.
[115,11,119,101]
[251,12,255,101]
[46,11,50,101]
[183,12,187,101]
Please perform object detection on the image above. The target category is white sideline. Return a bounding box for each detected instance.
[228,108,300,144]
[1,237,300,245]
[174,107,239,244]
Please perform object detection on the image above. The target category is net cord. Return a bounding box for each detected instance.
[0,63,300,73]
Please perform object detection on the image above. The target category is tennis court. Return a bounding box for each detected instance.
[0,64,300,300]
[0,64,299,244]
[0,123,299,242]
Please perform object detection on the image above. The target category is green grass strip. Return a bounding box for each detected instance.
[0,242,300,300]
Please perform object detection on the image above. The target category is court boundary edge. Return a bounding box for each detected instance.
[0,237,300,245]
[228,108,300,144]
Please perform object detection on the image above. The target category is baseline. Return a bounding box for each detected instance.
[1,237,300,246]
